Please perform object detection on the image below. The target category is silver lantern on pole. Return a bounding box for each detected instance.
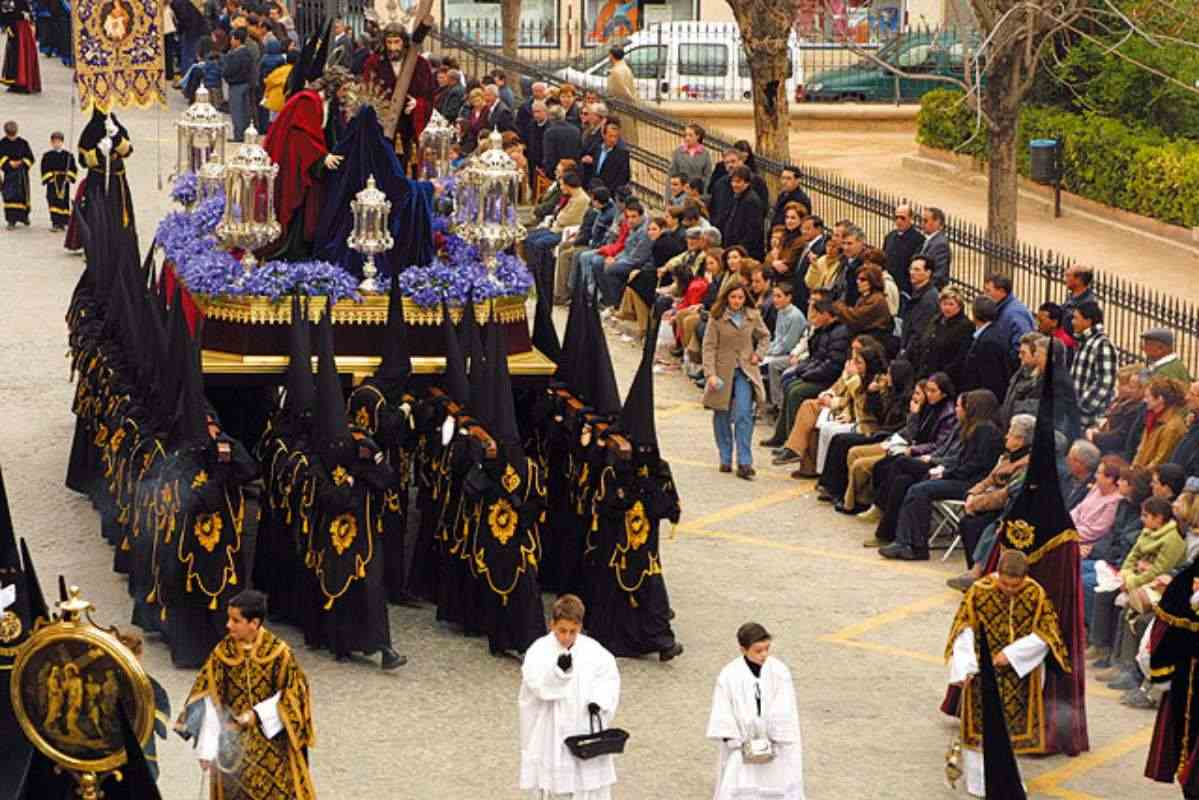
[346,174,394,293]
[455,130,526,269]
[215,125,281,276]
[174,86,228,197]
[418,110,455,180]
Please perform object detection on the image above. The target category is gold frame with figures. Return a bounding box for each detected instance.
[8,596,153,776]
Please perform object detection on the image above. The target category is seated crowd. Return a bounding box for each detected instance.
[474,70,1199,713]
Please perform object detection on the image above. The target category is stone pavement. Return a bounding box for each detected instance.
[0,59,1181,798]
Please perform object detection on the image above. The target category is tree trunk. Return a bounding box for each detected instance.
[725,0,794,163]
[500,0,523,94]
[980,62,1021,262]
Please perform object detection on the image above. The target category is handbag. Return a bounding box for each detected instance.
[739,684,775,765]
[564,708,629,761]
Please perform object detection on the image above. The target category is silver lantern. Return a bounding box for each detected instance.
[196,159,226,203]
[347,174,394,294]
[418,110,455,180]
[456,130,526,269]
[215,126,281,276]
[174,86,228,190]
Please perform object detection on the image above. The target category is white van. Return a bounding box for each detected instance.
[555,21,806,103]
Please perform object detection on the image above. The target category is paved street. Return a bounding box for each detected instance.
[0,60,1182,798]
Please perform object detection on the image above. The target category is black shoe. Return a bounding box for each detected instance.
[833,501,862,515]
[759,437,783,448]
[334,653,352,663]
[659,642,684,662]
[879,543,926,560]
[771,448,802,466]
[381,648,408,670]
[736,466,756,481]
[817,490,835,503]
[719,464,732,473]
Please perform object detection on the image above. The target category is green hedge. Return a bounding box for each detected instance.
[916,89,1199,228]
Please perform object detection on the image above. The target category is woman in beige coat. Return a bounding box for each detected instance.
[703,283,771,480]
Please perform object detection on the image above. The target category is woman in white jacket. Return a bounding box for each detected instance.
[706,622,806,800]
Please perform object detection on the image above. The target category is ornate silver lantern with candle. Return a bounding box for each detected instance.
[455,130,526,269]
[215,126,281,276]
[174,86,228,199]
[418,110,456,180]
[347,175,394,293]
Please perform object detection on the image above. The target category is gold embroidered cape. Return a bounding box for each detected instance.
[184,628,315,800]
[945,575,1071,753]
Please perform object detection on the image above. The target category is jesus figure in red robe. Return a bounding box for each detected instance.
[361,19,436,172]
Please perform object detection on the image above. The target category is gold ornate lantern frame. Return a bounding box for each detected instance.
[9,587,154,798]
[216,125,281,274]
[456,130,526,269]
[174,86,228,189]
[347,174,394,294]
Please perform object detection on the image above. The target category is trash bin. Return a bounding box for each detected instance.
[1030,139,1058,184]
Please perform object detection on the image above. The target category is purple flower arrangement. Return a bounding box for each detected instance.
[154,175,531,309]
[170,171,199,206]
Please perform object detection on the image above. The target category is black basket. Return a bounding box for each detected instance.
[564,710,629,760]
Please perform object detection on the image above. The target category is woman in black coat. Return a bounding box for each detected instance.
[908,287,973,389]
[817,359,914,512]
[867,387,999,550]
[879,389,1005,560]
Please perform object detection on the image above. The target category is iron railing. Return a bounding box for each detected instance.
[427,26,1199,376]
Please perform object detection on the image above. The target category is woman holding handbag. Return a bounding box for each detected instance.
[707,623,806,800]
[703,283,771,480]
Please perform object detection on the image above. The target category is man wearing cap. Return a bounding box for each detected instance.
[1142,328,1192,384]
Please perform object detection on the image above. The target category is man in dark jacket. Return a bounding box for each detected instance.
[882,203,925,299]
[959,295,1011,402]
[541,105,581,185]
[221,27,255,141]
[770,165,813,228]
[515,81,547,143]
[763,299,849,447]
[172,0,210,76]
[716,166,766,260]
[483,84,515,133]
[525,101,547,187]
[435,67,465,123]
[586,121,630,193]
[709,148,769,228]
[1169,381,1199,478]
[900,256,939,355]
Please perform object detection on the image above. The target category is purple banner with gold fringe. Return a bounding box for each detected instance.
[73,0,166,111]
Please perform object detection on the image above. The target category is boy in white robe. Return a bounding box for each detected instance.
[520,594,621,800]
[706,622,806,800]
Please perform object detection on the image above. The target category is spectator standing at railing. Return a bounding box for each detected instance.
[715,166,766,262]
[770,165,813,229]
[882,204,924,299]
[586,121,631,194]
[558,82,583,129]
[483,84,515,133]
[491,68,515,109]
[542,105,581,190]
[524,101,548,189]
[605,46,639,147]
[515,81,546,144]
[1059,265,1096,339]
[983,273,1035,367]
[1070,302,1119,430]
[435,67,466,124]
[1141,328,1193,384]
[667,123,712,201]
[916,206,951,289]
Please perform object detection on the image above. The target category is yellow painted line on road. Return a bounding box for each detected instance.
[1026,726,1155,799]
[822,638,945,666]
[677,526,950,577]
[821,591,959,641]
[657,401,705,419]
[676,486,806,531]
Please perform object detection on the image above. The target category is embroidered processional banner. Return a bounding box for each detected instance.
[73,0,166,111]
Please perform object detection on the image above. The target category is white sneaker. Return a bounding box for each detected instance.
[620,334,635,343]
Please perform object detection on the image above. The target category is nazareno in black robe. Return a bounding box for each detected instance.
[0,135,34,224]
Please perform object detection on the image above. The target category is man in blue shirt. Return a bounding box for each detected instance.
[595,199,651,309]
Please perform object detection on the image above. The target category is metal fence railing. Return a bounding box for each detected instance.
[426,26,1199,377]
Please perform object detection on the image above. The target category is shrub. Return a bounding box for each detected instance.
[917,91,1199,227]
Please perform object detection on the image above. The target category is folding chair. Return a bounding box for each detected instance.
[928,499,967,562]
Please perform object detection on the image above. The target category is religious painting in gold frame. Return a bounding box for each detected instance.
[8,607,154,774]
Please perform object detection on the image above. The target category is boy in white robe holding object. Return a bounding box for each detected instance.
[707,622,806,800]
[520,594,621,800]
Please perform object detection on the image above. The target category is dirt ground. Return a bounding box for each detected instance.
[0,61,1182,799]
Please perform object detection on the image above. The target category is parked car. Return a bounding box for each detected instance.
[803,32,975,103]
[555,21,806,103]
